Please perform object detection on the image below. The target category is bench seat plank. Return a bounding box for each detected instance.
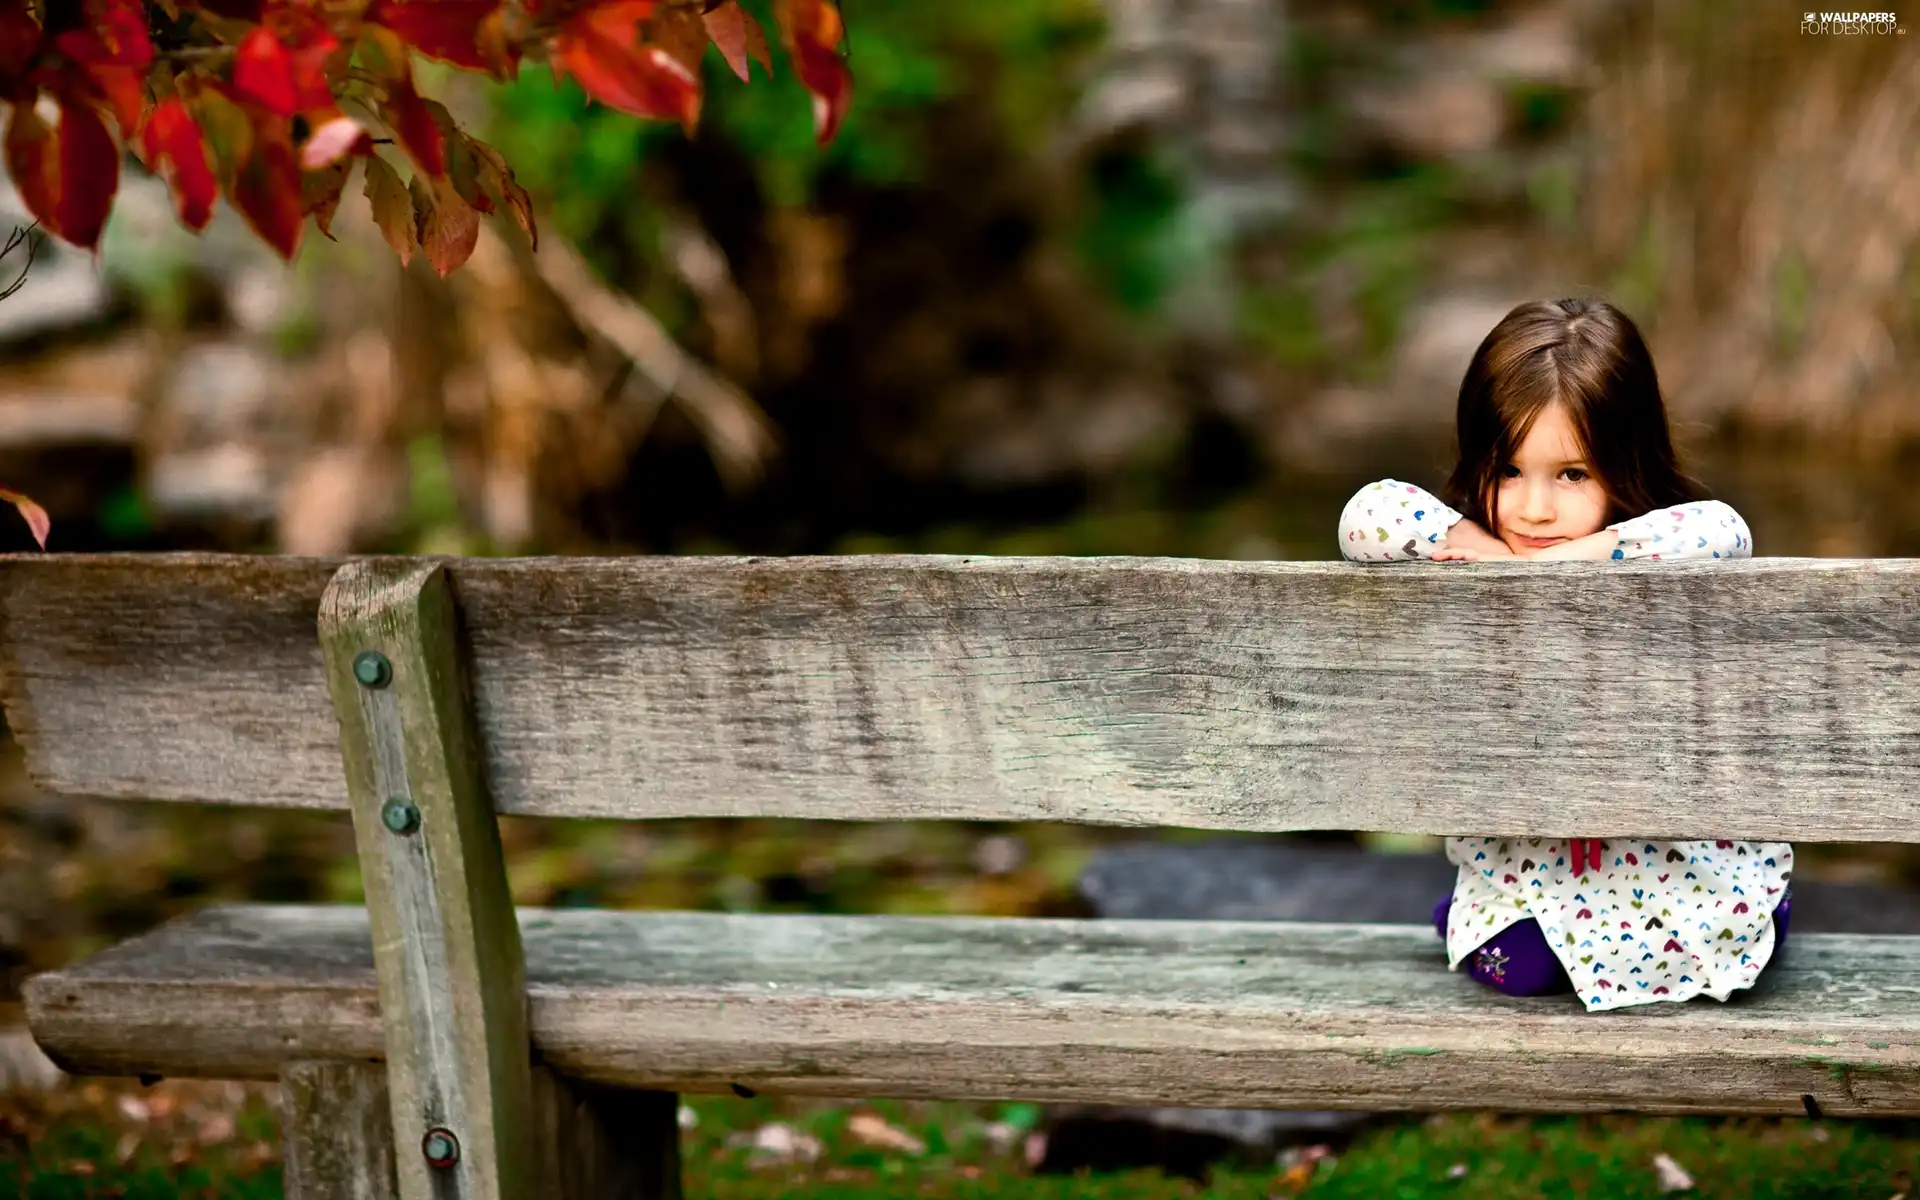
[8,554,1920,840]
[24,906,1920,1116]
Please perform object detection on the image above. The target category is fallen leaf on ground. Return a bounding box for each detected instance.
[1023,1131,1047,1168]
[1272,1144,1334,1194]
[980,1120,1022,1153]
[846,1111,926,1154]
[1653,1151,1695,1192]
[196,1110,236,1145]
[723,1122,823,1168]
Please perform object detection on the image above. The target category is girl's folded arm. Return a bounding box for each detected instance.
[1338,479,1464,562]
[1606,499,1754,561]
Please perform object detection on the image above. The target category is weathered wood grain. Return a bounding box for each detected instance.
[320,562,535,1200]
[6,553,1920,839]
[26,905,1920,1116]
[281,1062,398,1200]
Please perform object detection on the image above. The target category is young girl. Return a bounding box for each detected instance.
[1336,297,1792,1013]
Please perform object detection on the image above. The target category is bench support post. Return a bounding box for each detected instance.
[280,1060,681,1200]
[319,560,681,1200]
[533,1073,684,1199]
[322,560,531,1200]
[281,1061,398,1199]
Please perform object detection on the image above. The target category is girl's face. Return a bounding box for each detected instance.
[1489,402,1611,556]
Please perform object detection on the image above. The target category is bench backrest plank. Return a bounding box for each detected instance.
[2,553,1915,841]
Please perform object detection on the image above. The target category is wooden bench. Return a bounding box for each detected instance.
[9,552,1920,1198]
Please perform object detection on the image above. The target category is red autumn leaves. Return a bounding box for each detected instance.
[0,0,850,550]
[778,0,851,143]
[7,95,118,250]
[2,0,148,253]
[519,0,849,141]
[142,97,217,230]
[0,0,854,275]
[552,1,705,131]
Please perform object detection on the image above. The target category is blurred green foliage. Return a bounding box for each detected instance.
[401,434,489,556]
[1509,81,1576,140]
[487,0,1106,245]
[483,0,1215,327]
[1077,148,1189,315]
[1773,254,1812,356]
[92,485,154,543]
[1526,156,1578,234]
[1246,19,1591,383]
[1238,165,1464,380]
[482,0,1599,377]
[1609,212,1667,325]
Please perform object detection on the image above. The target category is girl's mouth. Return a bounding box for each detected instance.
[1514,534,1565,548]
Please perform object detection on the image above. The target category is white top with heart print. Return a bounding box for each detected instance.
[1334,477,1780,1011]
[1442,837,1793,1012]
[1335,478,1753,563]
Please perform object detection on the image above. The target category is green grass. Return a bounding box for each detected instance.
[6,1084,1920,1199]
[0,1081,284,1200]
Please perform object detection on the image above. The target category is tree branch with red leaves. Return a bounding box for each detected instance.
[0,0,853,275]
[0,0,851,551]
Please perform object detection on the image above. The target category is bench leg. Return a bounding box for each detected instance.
[534,1076,684,1200]
[281,1061,397,1200]
[281,1061,683,1200]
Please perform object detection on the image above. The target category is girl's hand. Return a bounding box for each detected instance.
[1436,519,1517,562]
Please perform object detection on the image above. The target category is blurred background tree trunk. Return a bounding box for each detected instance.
[1580,2,1919,451]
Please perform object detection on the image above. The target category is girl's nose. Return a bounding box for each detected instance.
[1517,481,1554,523]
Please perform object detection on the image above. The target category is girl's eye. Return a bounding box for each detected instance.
[1499,465,1590,482]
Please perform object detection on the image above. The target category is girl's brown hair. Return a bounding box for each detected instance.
[1442,297,1706,530]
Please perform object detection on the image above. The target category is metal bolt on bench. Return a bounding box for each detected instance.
[352,650,391,689]
[380,799,420,835]
[422,1127,461,1169]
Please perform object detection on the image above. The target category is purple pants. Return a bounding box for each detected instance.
[1433,890,1792,997]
